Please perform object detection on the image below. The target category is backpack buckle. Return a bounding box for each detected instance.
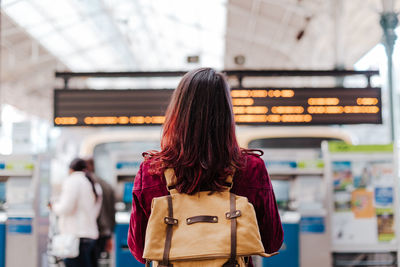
[164,217,178,225]
[225,210,241,219]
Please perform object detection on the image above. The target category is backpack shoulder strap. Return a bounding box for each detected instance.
[164,168,178,194]
[225,172,234,189]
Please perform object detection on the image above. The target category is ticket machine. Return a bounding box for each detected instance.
[238,127,354,267]
[256,145,328,267]
[0,155,38,267]
[112,153,144,267]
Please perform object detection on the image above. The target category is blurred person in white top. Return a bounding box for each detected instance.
[51,158,103,267]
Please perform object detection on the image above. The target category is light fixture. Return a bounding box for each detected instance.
[234,55,245,65]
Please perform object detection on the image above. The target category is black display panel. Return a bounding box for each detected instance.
[54,87,382,126]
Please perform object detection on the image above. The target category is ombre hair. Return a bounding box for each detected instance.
[146,68,245,194]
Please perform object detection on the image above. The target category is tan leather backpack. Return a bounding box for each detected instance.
[143,168,277,266]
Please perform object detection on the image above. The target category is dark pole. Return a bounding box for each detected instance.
[380,12,399,142]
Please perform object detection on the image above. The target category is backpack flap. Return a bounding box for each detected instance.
[143,168,276,265]
[143,191,274,262]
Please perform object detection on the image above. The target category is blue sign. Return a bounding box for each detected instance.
[116,161,141,170]
[0,183,5,203]
[300,216,325,233]
[7,218,32,234]
[123,182,134,203]
[263,223,299,267]
[375,187,393,206]
[0,163,5,170]
[115,224,143,267]
[265,161,297,169]
[0,223,5,267]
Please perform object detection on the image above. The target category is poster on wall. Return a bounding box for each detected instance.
[331,158,395,245]
[351,189,374,219]
[376,208,395,241]
[375,187,395,241]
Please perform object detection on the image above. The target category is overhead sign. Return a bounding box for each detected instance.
[231,87,381,125]
[54,87,381,126]
[54,89,171,126]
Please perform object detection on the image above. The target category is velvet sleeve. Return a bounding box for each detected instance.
[232,156,284,253]
[257,187,284,253]
[127,162,147,264]
[127,161,169,264]
[252,159,284,253]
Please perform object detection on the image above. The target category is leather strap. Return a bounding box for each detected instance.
[186,215,218,225]
[230,193,237,264]
[164,169,178,194]
[161,195,174,267]
[223,193,238,267]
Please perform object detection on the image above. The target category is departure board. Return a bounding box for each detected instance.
[54,87,381,126]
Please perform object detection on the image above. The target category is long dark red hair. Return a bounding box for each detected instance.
[146,68,244,194]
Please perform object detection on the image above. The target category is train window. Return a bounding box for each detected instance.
[248,137,342,149]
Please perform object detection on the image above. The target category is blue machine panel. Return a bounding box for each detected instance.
[300,216,325,233]
[123,182,134,204]
[263,223,299,267]
[0,224,5,267]
[115,223,143,267]
[0,183,5,203]
[7,218,32,234]
[116,161,141,170]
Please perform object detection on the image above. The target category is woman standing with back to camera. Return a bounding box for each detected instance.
[128,68,283,266]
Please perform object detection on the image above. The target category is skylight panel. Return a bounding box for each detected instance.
[27,22,54,39]
[3,1,45,27]
[64,55,93,71]
[86,46,121,69]
[62,22,102,49]
[5,0,227,71]
[106,0,137,19]
[40,33,76,56]
[31,0,78,21]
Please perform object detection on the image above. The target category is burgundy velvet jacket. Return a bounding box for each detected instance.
[128,153,284,265]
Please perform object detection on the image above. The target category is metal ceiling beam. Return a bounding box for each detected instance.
[55,70,379,78]
[55,69,379,89]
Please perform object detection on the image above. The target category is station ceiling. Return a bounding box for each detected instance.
[2,0,227,71]
[0,0,399,120]
[0,13,65,119]
[225,0,399,69]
